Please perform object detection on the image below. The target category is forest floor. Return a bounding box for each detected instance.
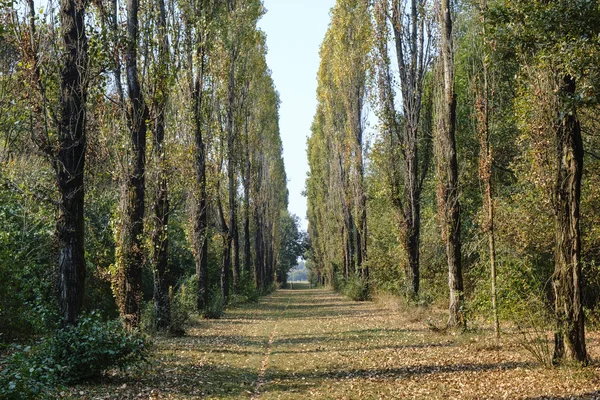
[69,285,600,399]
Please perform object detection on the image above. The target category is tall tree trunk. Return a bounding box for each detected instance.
[55,0,88,325]
[192,46,209,314]
[221,235,231,305]
[254,209,264,290]
[387,0,429,299]
[476,65,499,338]
[226,46,239,292]
[243,141,251,277]
[404,131,420,299]
[476,0,499,339]
[352,81,367,280]
[439,0,464,329]
[552,75,586,363]
[217,152,231,307]
[232,214,240,287]
[253,162,264,290]
[151,0,170,331]
[117,0,148,330]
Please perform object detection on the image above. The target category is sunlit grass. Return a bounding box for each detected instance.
[68,288,600,399]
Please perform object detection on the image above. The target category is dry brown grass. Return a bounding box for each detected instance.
[68,286,600,399]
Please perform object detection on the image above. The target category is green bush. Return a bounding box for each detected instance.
[0,345,57,400]
[343,275,371,302]
[141,275,198,336]
[169,279,197,335]
[203,286,224,319]
[0,187,56,342]
[0,312,149,398]
[46,312,149,382]
[229,276,261,306]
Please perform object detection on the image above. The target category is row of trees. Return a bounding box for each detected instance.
[0,0,303,337]
[306,0,600,363]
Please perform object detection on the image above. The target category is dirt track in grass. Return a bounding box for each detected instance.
[71,285,600,399]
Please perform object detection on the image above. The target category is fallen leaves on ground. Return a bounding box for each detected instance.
[68,286,600,399]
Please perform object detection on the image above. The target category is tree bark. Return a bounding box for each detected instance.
[117,0,148,330]
[439,0,464,329]
[476,0,499,339]
[385,0,430,299]
[552,74,586,363]
[151,0,170,331]
[56,0,88,325]
[243,123,251,277]
[253,160,264,290]
[226,44,239,293]
[192,41,209,314]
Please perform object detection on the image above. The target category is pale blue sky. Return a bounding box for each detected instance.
[258,0,336,230]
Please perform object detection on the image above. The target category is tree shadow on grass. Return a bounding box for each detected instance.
[70,363,260,399]
[526,392,600,400]
[271,342,455,355]
[262,361,537,396]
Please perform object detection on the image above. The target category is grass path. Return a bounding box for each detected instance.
[73,285,600,399]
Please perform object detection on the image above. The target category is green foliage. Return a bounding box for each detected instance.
[230,275,261,305]
[204,286,224,320]
[0,345,57,400]
[141,275,198,336]
[0,312,148,399]
[83,188,119,318]
[0,181,56,342]
[45,312,149,382]
[342,274,371,302]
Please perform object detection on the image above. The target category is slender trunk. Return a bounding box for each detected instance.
[354,91,367,279]
[404,123,420,299]
[254,210,263,290]
[221,235,231,305]
[476,0,499,339]
[151,0,170,331]
[342,224,349,280]
[116,0,148,331]
[151,156,169,330]
[243,179,251,277]
[253,163,263,290]
[191,44,209,313]
[193,115,209,313]
[552,75,586,363]
[477,70,499,337]
[243,112,251,275]
[438,0,464,329]
[389,0,426,300]
[405,211,420,298]
[487,179,499,337]
[216,145,231,307]
[232,214,240,286]
[55,0,88,324]
[226,47,239,292]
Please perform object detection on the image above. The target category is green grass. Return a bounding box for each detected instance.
[65,288,600,399]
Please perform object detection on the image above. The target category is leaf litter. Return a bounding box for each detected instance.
[67,286,600,399]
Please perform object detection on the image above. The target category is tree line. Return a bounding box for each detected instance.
[0,0,304,340]
[306,0,600,364]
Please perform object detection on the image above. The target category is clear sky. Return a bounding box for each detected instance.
[258,0,336,231]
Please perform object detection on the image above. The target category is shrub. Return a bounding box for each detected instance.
[203,287,224,319]
[44,312,148,383]
[0,312,149,398]
[343,275,371,302]
[46,312,149,382]
[0,345,57,400]
[169,281,196,336]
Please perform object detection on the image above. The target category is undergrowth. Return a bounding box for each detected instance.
[0,312,149,399]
